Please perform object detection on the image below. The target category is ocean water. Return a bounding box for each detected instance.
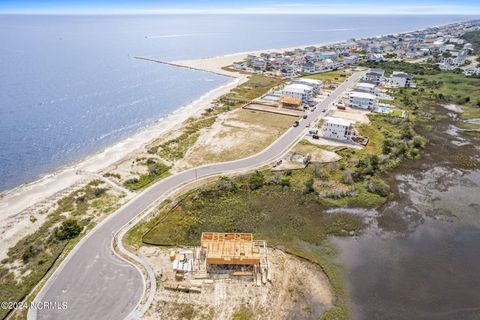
[0,14,475,191]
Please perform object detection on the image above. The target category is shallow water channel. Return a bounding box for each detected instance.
[332,108,480,320]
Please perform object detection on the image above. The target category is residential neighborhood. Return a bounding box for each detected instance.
[232,20,480,78]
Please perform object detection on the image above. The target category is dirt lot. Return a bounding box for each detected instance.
[330,108,371,124]
[140,247,333,320]
[293,141,342,163]
[179,109,294,168]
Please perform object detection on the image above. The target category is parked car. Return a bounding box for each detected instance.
[312,134,320,139]
[306,122,311,127]
[309,129,318,135]
[293,121,299,127]
[322,109,326,113]
[302,114,308,119]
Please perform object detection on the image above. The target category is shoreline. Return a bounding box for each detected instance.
[1,17,472,202]
[0,18,474,258]
[0,66,247,259]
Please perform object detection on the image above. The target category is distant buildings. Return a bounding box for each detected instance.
[343,55,358,65]
[366,53,385,62]
[230,20,480,80]
[464,67,480,77]
[440,50,468,70]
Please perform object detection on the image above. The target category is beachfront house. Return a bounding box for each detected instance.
[349,91,377,110]
[322,117,355,141]
[364,69,384,85]
[282,83,314,104]
[389,71,416,88]
[232,61,246,70]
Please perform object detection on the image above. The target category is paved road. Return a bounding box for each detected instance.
[31,71,363,320]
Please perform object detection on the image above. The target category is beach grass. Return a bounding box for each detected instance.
[0,180,123,320]
[223,74,285,103]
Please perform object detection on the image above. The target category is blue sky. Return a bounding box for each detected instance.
[1,0,480,14]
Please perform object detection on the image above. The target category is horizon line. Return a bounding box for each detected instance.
[1,12,480,16]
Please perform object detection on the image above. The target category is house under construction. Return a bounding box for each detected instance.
[201,232,261,266]
[199,232,270,283]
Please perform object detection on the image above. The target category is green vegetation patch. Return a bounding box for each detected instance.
[415,72,480,121]
[123,158,170,191]
[222,74,285,105]
[303,69,351,84]
[462,30,480,53]
[148,117,217,161]
[361,60,440,76]
[143,181,364,247]
[0,180,120,319]
[362,61,480,123]
[231,305,254,320]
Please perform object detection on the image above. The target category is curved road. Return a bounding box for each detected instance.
[30,71,363,320]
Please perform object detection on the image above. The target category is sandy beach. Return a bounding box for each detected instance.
[0,60,248,259]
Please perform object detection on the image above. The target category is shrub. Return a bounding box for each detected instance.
[365,178,390,197]
[342,170,354,185]
[93,187,107,197]
[217,176,236,192]
[55,219,82,240]
[401,124,414,140]
[412,136,426,149]
[383,138,394,154]
[248,171,264,190]
[22,245,36,263]
[304,178,315,194]
[313,164,329,181]
[280,178,291,187]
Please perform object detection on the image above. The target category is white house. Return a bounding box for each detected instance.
[301,62,316,73]
[389,71,416,88]
[282,83,314,103]
[366,53,385,62]
[343,55,358,65]
[280,66,296,78]
[232,61,245,70]
[349,91,377,110]
[464,67,480,77]
[322,117,355,141]
[355,82,377,94]
[291,79,323,94]
[364,69,384,85]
